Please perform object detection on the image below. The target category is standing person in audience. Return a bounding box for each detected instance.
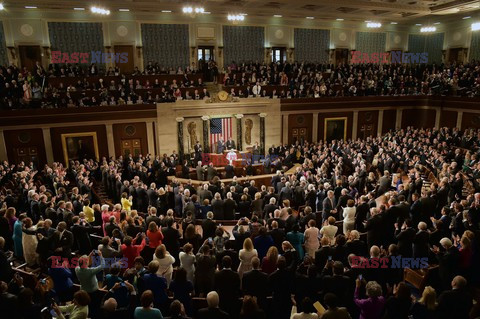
[195,243,216,297]
[253,226,274,261]
[238,237,258,278]
[354,280,385,319]
[214,256,241,317]
[162,217,181,266]
[342,199,356,234]
[304,220,320,259]
[134,290,164,319]
[320,217,338,245]
[197,291,229,319]
[179,243,196,283]
[52,290,91,319]
[287,223,305,260]
[269,256,294,319]
[437,275,472,319]
[239,295,265,319]
[153,244,175,287]
[75,251,105,318]
[243,257,269,311]
[142,261,168,314]
[169,267,194,317]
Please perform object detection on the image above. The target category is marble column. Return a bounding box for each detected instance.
[312,112,319,142]
[0,129,7,162]
[202,116,210,153]
[259,113,266,155]
[377,110,384,137]
[145,121,155,156]
[457,111,463,129]
[395,108,403,129]
[434,108,441,130]
[352,111,359,140]
[235,114,243,151]
[42,128,54,164]
[105,124,115,158]
[176,117,185,160]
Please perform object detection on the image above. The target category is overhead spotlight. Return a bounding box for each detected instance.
[25,6,37,9]
[415,23,422,26]
[306,17,314,19]
[420,26,436,32]
[119,9,130,12]
[273,14,282,17]
[182,7,193,13]
[228,14,245,21]
[366,22,381,28]
[472,22,480,31]
[391,22,398,25]
[434,22,440,25]
[74,7,85,11]
[336,18,344,21]
[161,10,172,13]
[194,7,204,13]
[0,3,4,10]
[463,16,471,19]
[91,6,110,15]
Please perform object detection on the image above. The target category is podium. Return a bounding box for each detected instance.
[202,150,252,167]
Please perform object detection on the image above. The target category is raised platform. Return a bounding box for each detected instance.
[169,164,300,188]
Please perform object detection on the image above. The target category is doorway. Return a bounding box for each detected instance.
[18,45,42,71]
[448,48,463,64]
[291,127,307,144]
[121,139,142,158]
[272,47,287,63]
[335,48,349,64]
[114,45,135,74]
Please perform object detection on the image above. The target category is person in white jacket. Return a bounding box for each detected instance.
[252,82,262,96]
[342,199,356,235]
[153,244,175,287]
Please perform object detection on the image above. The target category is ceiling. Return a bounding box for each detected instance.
[3,0,480,25]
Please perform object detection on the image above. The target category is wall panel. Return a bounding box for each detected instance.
[357,110,379,139]
[440,110,457,128]
[288,114,313,144]
[382,109,396,134]
[112,122,148,158]
[402,108,435,129]
[3,129,46,166]
[318,112,353,141]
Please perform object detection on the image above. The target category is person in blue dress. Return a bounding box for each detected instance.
[286,223,305,260]
[13,214,26,258]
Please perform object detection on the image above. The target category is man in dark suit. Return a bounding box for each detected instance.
[354,196,369,232]
[70,216,93,255]
[434,237,460,290]
[365,208,385,248]
[202,212,217,240]
[223,193,237,220]
[410,193,422,225]
[225,137,236,150]
[161,217,181,265]
[206,163,217,181]
[217,138,225,154]
[225,162,235,178]
[315,237,335,270]
[376,171,391,197]
[268,220,285,251]
[136,183,149,214]
[211,193,224,220]
[197,291,229,319]
[147,183,158,210]
[413,222,430,259]
[0,280,18,318]
[321,261,354,309]
[437,275,472,319]
[194,141,203,163]
[322,190,337,222]
[0,238,13,283]
[242,257,269,311]
[264,197,278,219]
[394,219,416,258]
[52,221,74,258]
[196,161,206,181]
[214,256,240,317]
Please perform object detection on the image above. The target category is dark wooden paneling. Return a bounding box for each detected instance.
[462,112,480,130]
[3,129,46,166]
[382,110,396,134]
[288,114,313,144]
[113,122,148,158]
[402,108,435,129]
[357,110,379,139]
[50,125,108,164]
[440,110,457,128]
[318,112,354,141]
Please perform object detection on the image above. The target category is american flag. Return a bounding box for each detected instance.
[210,117,232,151]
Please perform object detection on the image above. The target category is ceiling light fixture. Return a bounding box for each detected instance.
[336,18,344,21]
[463,16,471,19]
[25,6,37,9]
[74,7,85,11]
[434,22,440,25]
[161,10,172,13]
[0,4,4,10]
[274,14,282,17]
[391,22,398,24]
[183,6,204,14]
[228,14,245,21]
[415,23,422,26]
[119,9,130,12]
[420,26,436,32]
[306,16,314,19]
[91,7,110,15]
[367,22,381,28]
[472,22,480,31]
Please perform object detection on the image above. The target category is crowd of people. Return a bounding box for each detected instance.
[0,126,480,319]
[0,62,210,110]
[222,60,480,98]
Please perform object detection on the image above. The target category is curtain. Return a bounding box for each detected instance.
[355,32,386,54]
[0,21,7,66]
[294,28,330,63]
[48,22,104,54]
[141,24,189,69]
[470,32,480,61]
[223,26,264,64]
[408,33,444,63]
